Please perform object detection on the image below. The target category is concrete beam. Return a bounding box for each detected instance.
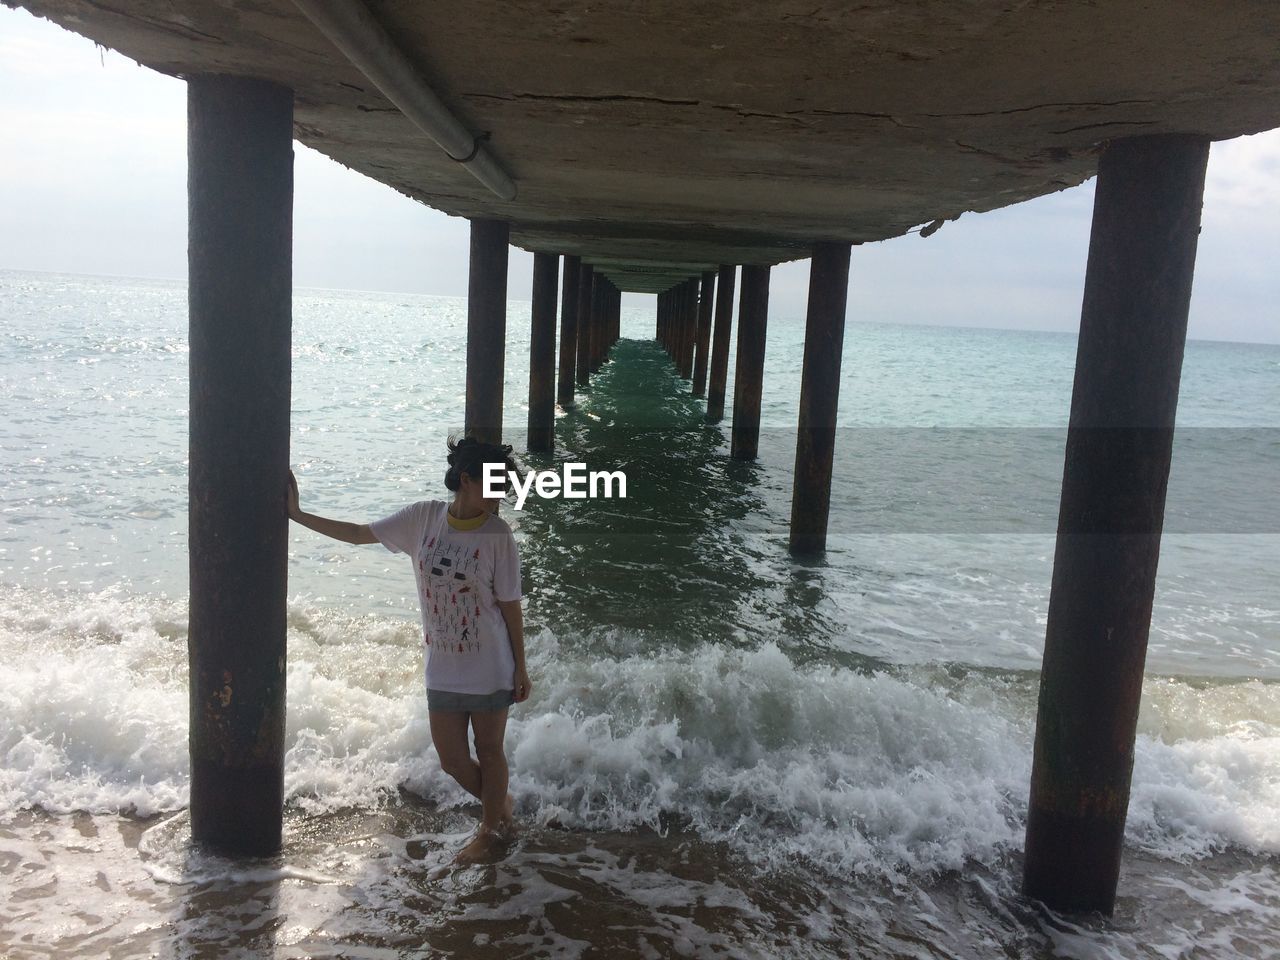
[22,1,1280,268]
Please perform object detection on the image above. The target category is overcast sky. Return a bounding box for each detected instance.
[2,6,1277,344]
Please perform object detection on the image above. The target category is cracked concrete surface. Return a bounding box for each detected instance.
[12,0,1280,289]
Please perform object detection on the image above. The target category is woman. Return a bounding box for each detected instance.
[286,436,532,864]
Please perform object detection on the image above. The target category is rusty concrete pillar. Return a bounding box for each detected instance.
[576,264,594,386]
[676,282,687,361]
[678,279,697,379]
[188,75,293,856]
[692,270,716,396]
[681,281,690,369]
[609,284,621,352]
[464,219,509,444]
[660,289,672,355]
[730,265,770,459]
[589,274,605,373]
[600,282,615,361]
[1023,134,1210,915]
[789,243,852,555]
[557,255,580,410]
[528,252,559,451]
[670,288,680,358]
[706,265,736,422]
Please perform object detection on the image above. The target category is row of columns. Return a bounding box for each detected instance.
[185,71,1211,920]
[656,253,849,559]
[469,232,623,450]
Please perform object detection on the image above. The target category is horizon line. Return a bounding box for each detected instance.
[2,264,1275,348]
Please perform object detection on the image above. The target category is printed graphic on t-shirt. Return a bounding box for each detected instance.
[417,529,486,655]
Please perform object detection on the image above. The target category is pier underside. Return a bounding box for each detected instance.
[14,0,1280,288]
[14,0,1277,918]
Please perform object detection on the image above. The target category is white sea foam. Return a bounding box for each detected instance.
[2,585,1277,882]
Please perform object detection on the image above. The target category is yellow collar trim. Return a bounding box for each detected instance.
[446,508,489,531]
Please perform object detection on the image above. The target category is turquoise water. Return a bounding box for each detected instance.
[1,268,1277,958]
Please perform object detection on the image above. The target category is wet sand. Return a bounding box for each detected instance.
[3,796,1277,959]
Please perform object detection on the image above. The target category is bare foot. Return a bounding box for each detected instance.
[452,827,504,865]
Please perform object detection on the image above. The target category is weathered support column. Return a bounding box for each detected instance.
[605,282,614,359]
[557,255,580,410]
[678,279,697,379]
[188,75,293,856]
[600,280,612,368]
[589,274,605,373]
[789,243,852,555]
[706,265,736,422]
[661,289,672,355]
[527,252,559,451]
[730,265,770,459]
[576,264,594,386]
[1023,134,1210,915]
[680,277,691,376]
[464,219,510,443]
[669,286,681,364]
[616,287,623,342]
[692,270,716,396]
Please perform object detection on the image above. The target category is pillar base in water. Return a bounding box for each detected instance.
[189,760,285,856]
[1023,806,1126,914]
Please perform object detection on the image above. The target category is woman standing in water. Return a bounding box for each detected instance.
[286,436,532,863]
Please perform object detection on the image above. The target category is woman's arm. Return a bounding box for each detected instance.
[499,599,532,702]
[287,470,378,545]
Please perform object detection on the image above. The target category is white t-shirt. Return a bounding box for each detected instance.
[370,500,522,695]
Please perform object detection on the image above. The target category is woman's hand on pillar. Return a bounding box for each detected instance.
[286,469,302,521]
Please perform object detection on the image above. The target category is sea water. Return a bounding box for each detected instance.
[0,268,1276,957]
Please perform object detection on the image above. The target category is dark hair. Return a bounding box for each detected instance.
[444,434,518,494]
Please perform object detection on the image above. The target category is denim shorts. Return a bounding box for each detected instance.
[427,687,515,713]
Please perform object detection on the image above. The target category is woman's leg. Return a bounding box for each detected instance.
[469,708,513,834]
[429,709,483,800]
